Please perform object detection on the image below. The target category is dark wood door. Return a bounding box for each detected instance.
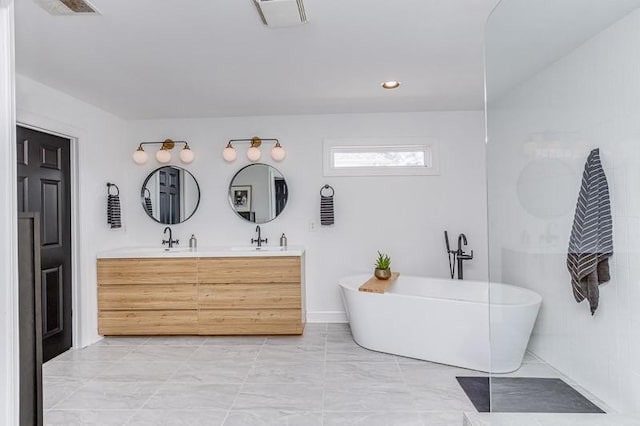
[17,126,72,362]
[274,178,287,216]
[159,167,181,224]
[18,213,43,426]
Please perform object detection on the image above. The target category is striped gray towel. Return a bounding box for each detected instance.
[320,185,335,225]
[320,195,334,225]
[107,194,122,229]
[567,148,613,315]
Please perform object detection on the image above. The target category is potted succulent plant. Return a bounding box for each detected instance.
[374,251,392,280]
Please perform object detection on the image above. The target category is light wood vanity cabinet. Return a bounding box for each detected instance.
[98,256,305,335]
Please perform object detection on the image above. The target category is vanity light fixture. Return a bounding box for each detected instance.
[246,137,262,162]
[271,141,286,161]
[223,137,286,163]
[132,139,194,165]
[222,141,237,162]
[156,145,172,163]
[133,145,149,165]
[382,80,401,89]
[180,143,195,164]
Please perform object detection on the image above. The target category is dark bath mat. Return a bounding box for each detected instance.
[456,377,605,413]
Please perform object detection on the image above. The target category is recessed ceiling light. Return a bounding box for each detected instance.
[382,80,401,89]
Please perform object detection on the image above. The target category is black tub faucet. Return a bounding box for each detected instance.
[458,233,467,252]
[444,231,474,280]
[455,233,474,280]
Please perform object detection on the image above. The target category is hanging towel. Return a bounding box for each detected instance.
[107,184,122,229]
[320,185,335,226]
[144,189,153,216]
[567,148,613,315]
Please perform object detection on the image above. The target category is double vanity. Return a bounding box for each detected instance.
[97,247,305,336]
[100,157,301,336]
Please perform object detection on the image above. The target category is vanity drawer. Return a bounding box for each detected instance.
[99,284,198,310]
[99,310,198,335]
[197,257,301,284]
[98,258,197,285]
[198,309,303,335]
[199,283,300,309]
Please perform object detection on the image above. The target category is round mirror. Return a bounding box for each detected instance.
[228,163,288,223]
[141,166,201,224]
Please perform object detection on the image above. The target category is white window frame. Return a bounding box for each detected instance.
[323,138,440,177]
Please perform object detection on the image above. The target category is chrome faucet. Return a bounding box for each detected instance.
[162,226,179,249]
[251,225,268,248]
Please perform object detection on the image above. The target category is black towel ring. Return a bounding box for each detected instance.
[320,184,335,197]
[144,188,151,198]
[106,182,120,196]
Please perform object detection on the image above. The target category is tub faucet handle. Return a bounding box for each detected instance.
[458,250,474,260]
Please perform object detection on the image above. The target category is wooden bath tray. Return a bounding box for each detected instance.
[358,272,400,293]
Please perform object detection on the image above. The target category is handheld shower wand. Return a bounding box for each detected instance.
[444,231,455,279]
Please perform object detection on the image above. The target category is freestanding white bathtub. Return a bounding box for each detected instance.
[339,274,542,373]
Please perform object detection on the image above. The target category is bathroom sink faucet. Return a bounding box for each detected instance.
[251,225,268,248]
[162,226,179,248]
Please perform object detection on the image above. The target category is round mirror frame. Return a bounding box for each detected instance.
[228,163,288,224]
[140,165,201,224]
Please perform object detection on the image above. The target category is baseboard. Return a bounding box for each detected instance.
[306,311,348,323]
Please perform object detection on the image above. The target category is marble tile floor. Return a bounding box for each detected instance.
[43,323,604,426]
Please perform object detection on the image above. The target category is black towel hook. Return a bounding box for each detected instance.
[106,182,120,196]
[320,184,335,197]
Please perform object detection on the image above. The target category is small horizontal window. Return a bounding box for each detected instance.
[323,138,439,176]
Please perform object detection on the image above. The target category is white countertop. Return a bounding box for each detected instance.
[97,245,305,259]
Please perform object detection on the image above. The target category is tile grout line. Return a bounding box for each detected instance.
[394,355,422,416]
[44,343,138,415]
[123,378,168,425]
[220,336,266,425]
[122,339,192,425]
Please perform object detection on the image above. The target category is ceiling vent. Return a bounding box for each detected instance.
[252,0,308,28]
[34,0,99,15]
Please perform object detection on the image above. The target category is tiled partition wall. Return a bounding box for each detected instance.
[486,8,640,414]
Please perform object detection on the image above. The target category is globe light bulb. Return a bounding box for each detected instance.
[132,146,148,165]
[270,142,286,161]
[156,148,171,164]
[247,146,262,162]
[222,143,237,162]
[180,144,195,164]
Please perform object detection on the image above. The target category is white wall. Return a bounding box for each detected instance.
[15,72,488,347]
[487,9,640,413]
[16,74,129,348]
[126,112,488,323]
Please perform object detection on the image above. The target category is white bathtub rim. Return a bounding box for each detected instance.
[339,274,542,308]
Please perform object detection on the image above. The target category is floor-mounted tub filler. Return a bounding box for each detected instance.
[339,275,542,373]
